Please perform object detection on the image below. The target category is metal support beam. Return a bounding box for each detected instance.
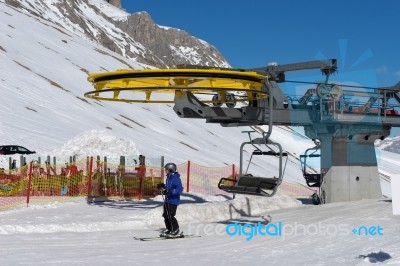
[251,59,337,82]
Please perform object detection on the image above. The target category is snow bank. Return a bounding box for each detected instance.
[49,129,140,157]
[0,193,300,235]
[144,193,301,228]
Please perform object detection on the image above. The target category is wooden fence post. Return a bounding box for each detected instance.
[87,157,93,203]
[53,156,56,175]
[120,156,125,174]
[104,156,108,197]
[103,156,108,175]
[120,156,125,197]
[138,165,144,200]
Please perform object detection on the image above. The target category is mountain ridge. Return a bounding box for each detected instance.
[3,0,229,68]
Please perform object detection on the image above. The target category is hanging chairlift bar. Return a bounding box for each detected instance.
[218,81,288,197]
[300,146,322,188]
[219,82,286,196]
[218,138,288,197]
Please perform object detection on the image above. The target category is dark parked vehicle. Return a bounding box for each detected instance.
[0,145,36,155]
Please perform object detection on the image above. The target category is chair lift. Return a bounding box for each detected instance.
[218,130,288,197]
[299,144,322,187]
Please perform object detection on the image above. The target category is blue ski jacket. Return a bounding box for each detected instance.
[165,172,183,205]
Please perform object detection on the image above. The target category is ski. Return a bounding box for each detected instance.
[134,233,201,241]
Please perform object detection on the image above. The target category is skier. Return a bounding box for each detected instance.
[159,162,183,237]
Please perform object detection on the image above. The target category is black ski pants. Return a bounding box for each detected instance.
[163,203,179,231]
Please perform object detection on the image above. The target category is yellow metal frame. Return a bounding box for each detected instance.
[85,68,269,104]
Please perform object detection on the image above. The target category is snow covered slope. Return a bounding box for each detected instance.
[376,136,400,154]
[0,197,399,265]
[0,2,308,181]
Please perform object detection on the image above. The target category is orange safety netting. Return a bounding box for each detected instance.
[177,161,235,195]
[0,160,89,210]
[88,160,163,200]
[1,157,315,211]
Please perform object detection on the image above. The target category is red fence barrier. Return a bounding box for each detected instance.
[26,162,33,207]
[178,161,234,195]
[186,161,191,193]
[87,157,93,203]
[1,158,315,211]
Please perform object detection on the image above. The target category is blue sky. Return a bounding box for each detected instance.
[122,0,399,88]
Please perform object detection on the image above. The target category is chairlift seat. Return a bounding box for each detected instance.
[304,173,322,187]
[220,131,287,197]
[300,147,321,187]
[218,174,279,196]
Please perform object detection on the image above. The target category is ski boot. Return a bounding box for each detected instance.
[165,228,181,238]
[160,229,171,237]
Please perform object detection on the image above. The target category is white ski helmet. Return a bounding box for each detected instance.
[164,162,177,173]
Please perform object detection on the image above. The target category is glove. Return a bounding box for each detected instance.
[157,183,166,189]
[162,189,170,195]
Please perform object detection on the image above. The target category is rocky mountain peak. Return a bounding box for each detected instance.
[106,0,122,9]
[3,0,230,68]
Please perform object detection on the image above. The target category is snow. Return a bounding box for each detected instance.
[392,175,400,215]
[88,0,129,21]
[0,193,300,234]
[376,136,400,153]
[1,196,399,265]
[376,149,400,197]
[14,0,149,59]
[157,25,171,30]
[169,45,202,65]
[49,129,141,157]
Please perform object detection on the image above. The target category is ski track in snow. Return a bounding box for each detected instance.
[0,197,399,265]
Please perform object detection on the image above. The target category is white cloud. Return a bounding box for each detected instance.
[395,70,400,77]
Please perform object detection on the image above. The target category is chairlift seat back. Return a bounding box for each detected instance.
[218,174,279,196]
[304,173,322,187]
[236,175,278,190]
